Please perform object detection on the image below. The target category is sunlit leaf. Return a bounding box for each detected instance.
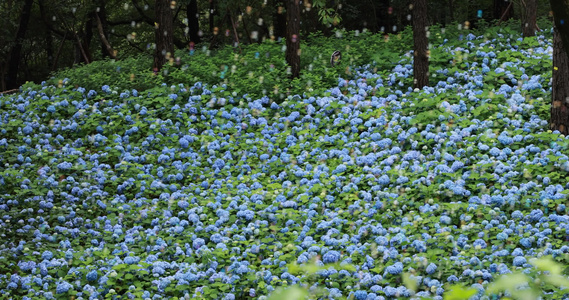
[268,286,309,300]
[443,285,477,300]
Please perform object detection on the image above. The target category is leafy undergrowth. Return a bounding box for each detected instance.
[46,21,519,101]
[1,25,569,300]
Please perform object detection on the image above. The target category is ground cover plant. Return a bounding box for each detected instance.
[1,21,569,299]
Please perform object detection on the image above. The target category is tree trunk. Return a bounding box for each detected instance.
[551,28,569,135]
[412,0,429,89]
[522,0,537,37]
[447,0,455,24]
[130,0,184,49]
[187,0,201,44]
[494,0,513,21]
[285,0,300,79]
[273,1,287,41]
[38,0,54,69]
[209,0,215,33]
[74,15,94,64]
[74,37,91,64]
[6,0,33,90]
[96,1,114,58]
[550,0,569,51]
[378,0,394,33]
[0,62,6,92]
[154,0,175,71]
[95,12,116,59]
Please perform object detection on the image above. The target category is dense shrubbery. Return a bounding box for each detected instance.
[1,21,569,299]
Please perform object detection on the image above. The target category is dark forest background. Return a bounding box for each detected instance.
[0,0,552,92]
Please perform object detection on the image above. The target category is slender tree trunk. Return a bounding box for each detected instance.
[1,62,6,91]
[522,0,537,37]
[209,0,215,33]
[6,0,33,90]
[273,1,287,40]
[38,0,54,69]
[95,12,116,59]
[96,1,114,58]
[187,0,201,44]
[74,15,94,64]
[74,35,93,64]
[447,0,455,24]
[154,0,175,71]
[285,0,300,79]
[52,32,68,71]
[228,11,242,51]
[74,37,91,64]
[412,0,429,89]
[238,6,253,44]
[549,0,569,135]
[131,0,184,49]
[377,0,391,33]
[551,27,569,135]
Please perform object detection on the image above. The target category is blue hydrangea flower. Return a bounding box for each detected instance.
[56,281,73,294]
[385,262,403,275]
[426,263,437,274]
[513,256,527,267]
[322,250,341,263]
[354,290,367,300]
[86,270,98,282]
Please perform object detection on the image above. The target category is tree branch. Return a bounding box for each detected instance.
[52,31,68,70]
[110,31,146,53]
[95,12,116,59]
[0,89,18,95]
[229,10,242,52]
[73,32,90,64]
[131,0,155,26]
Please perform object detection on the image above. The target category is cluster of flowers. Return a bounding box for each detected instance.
[0,29,567,299]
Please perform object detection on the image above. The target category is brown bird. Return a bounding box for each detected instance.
[330,50,341,67]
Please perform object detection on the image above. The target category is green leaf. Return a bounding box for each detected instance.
[268,286,309,300]
[530,257,562,275]
[403,273,417,293]
[486,273,538,300]
[443,285,477,300]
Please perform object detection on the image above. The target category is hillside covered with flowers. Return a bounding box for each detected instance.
[1,26,569,299]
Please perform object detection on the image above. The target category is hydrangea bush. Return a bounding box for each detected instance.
[1,26,569,300]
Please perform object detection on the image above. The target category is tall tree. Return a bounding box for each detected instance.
[551,27,569,135]
[411,0,429,89]
[154,0,175,71]
[187,0,201,44]
[549,0,569,135]
[285,0,300,79]
[522,0,537,37]
[6,0,33,90]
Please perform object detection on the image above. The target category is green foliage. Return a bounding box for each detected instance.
[313,0,342,26]
[3,18,568,300]
[269,256,569,299]
[45,13,555,102]
[48,26,404,100]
